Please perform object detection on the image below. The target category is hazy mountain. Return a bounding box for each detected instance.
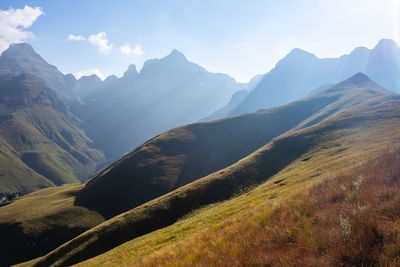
[203,73,264,121]
[71,49,245,160]
[215,39,400,117]
[0,43,104,99]
[75,74,104,99]
[1,73,399,266]
[0,73,105,193]
[75,73,396,219]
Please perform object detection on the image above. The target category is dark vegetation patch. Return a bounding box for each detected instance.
[75,95,339,219]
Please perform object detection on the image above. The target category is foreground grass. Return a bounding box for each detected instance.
[136,149,400,266]
[73,108,400,266]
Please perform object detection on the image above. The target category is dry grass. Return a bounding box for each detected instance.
[70,106,400,267]
[17,77,400,266]
[136,149,400,266]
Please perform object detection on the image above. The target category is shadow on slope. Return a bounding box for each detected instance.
[34,97,400,267]
[75,73,394,219]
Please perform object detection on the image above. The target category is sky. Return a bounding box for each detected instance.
[0,0,399,82]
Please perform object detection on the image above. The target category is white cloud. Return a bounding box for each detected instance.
[74,69,107,80]
[120,44,144,56]
[67,32,143,57]
[0,6,44,52]
[88,32,113,54]
[68,34,86,41]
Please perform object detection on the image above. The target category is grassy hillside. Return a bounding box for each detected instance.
[3,73,396,266]
[0,73,105,193]
[30,95,400,266]
[75,73,396,219]
[114,148,400,266]
[0,184,105,266]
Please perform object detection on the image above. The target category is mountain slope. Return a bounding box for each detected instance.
[94,148,400,266]
[0,184,105,267]
[30,75,400,266]
[2,73,395,266]
[219,39,400,117]
[71,50,245,161]
[0,73,105,193]
[74,73,394,219]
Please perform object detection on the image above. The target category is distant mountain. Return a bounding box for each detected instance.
[216,39,400,117]
[71,49,245,160]
[202,73,264,121]
[0,43,103,99]
[0,73,105,193]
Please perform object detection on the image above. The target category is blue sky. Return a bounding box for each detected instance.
[0,0,399,82]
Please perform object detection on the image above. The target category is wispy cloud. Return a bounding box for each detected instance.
[88,32,113,54]
[68,32,113,54]
[68,34,86,41]
[68,32,143,56]
[120,44,144,56]
[74,69,107,80]
[0,5,44,52]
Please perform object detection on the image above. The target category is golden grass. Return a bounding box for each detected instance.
[17,77,400,266]
[134,149,400,266]
[72,110,400,266]
[0,184,103,230]
[0,184,105,266]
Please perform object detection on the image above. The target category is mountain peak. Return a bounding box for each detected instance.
[374,39,399,51]
[78,74,102,82]
[166,49,187,60]
[276,48,318,67]
[287,48,316,58]
[346,72,370,84]
[123,64,139,77]
[2,43,36,57]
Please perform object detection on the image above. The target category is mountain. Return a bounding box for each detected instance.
[0,73,105,193]
[216,39,400,117]
[0,43,104,99]
[71,49,245,161]
[75,74,104,99]
[25,73,400,266]
[72,73,397,219]
[81,146,400,266]
[2,73,399,266]
[202,73,264,121]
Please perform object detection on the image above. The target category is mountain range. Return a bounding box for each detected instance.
[70,49,245,160]
[1,39,400,265]
[0,39,399,194]
[2,73,400,266]
[0,39,399,193]
[208,38,400,119]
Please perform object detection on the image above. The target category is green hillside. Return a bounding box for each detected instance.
[75,73,396,219]
[24,74,400,266]
[0,184,105,266]
[0,73,105,193]
[84,144,400,266]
